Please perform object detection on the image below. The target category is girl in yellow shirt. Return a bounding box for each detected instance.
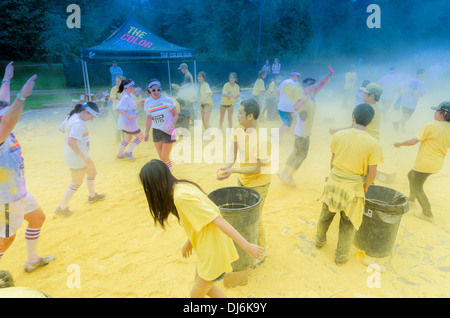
[219,72,240,130]
[194,72,213,141]
[251,70,267,112]
[394,102,450,222]
[139,159,263,298]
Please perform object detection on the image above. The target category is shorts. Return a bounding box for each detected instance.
[220,104,233,108]
[65,151,88,170]
[122,129,141,135]
[402,107,415,116]
[153,128,176,144]
[201,103,213,112]
[212,272,226,282]
[278,110,294,127]
[0,192,39,238]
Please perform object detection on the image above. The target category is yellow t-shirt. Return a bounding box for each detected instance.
[233,126,272,187]
[413,121,450,174]
[265,81,276,99]
[200,82,213,106]
[331,128,384,176]
[252,79,265,97]
[173,183,239,281]
[109,86,122,109]
[220,82,240,106]
[366,103,380,140]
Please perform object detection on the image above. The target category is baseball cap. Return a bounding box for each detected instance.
[360,83,383,97]
[178,63,188,70]
[431,101,450,112]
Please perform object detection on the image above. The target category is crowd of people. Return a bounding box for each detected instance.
[1,55,449,298]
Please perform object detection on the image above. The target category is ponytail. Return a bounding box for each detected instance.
[118,79,133,93]
[68,101,99,118]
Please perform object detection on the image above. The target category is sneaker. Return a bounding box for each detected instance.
[54,206,74,217]
[24,256,55,273]
[278,172,296,187]
[412,211,434,223]
[116,154,124,160]
[124,152,136,160]
[335,257,348,266]
[0,270,14,288]
[88,193,106,204]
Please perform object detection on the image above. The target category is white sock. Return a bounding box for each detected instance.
[86,174,96,197]
[126,138,141,153]
[60,183,80,209]
[165,160,173,172]
[25,227,40,263]
[118,140,129,156]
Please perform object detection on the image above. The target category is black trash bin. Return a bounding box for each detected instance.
[208,187,261,271]
[354,185,409,258]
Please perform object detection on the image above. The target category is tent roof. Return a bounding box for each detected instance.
[81,18,195,61]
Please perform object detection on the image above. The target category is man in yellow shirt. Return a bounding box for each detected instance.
[394,102,450,222]
[217,99,272,261]
[316,103,383,265]
[330,83,383,141]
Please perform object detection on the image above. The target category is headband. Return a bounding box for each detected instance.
[291,72,301,77]
[81,103,99,117]
[124,81,135,88]
[147,81,161,89]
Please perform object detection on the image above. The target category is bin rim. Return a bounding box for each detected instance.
[365,185,410,215]
[208,186,262,211]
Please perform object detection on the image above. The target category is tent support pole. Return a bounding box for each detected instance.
[81,60,88,98]
[84,60,92,101]
[167,60,172,96]
[194,60,197,86]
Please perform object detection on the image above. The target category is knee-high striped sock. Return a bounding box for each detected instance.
[60,183,80,209]
[165,160,173,172]
[126,138,141,154]
[25,227,40,263]
[118,140,129,156]
[86,174,96,198]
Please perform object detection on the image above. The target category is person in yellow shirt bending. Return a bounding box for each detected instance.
[316,103,383,265]
[217,98,272,262]
[139,159,263,298]
[394,102,450,223]
[219,72,240,130]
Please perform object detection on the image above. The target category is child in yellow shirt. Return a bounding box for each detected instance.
[394,102,450,222]
[139,159,263,298]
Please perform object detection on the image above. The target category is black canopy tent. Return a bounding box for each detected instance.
[80,18,196,100]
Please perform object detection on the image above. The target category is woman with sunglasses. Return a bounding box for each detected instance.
[144,79,179,172]
[115,79,146,160]
[55,101,105,217]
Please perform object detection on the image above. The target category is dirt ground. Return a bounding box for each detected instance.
[1,87,449,298]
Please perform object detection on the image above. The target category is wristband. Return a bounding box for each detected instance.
[327,74,332,78]
[16,93,26,101]
[2,79,11,84]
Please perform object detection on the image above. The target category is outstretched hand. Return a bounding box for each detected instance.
[19,74,37,98]
[328,65,334,76]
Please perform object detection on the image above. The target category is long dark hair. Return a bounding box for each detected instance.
[68,101,99,118]
[139,159,205,229]
[118,79,134,93]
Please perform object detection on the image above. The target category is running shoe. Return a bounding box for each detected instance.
[88,193,106,204]
[54,206,74,217]
[24,255,55,273]
[124,152,136,160]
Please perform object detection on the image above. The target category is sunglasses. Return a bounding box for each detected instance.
[151,88,161,92]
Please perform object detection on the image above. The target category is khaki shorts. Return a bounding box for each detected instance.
[0,192,39,238]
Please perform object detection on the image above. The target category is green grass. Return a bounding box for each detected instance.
[24,94,82,109]
[0,62,67,91]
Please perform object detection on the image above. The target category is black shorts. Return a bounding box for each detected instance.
[220,104,233,108]
[153,128,176,143]
[122,129,141,135]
